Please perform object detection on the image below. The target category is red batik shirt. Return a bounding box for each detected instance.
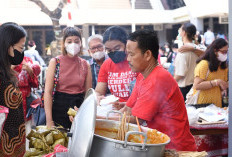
[13,57,40,119]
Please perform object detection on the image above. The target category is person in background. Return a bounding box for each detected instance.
[123,29,196,151]
[203,27,215,47]
[177,28,205,57]
[195,31,207,51]
[174,23,199,101]
[167,43,178,76]
[95,26,138,102]
[87,34,107,89]
[216,31,227,40]
[164,42,172,60]
[0,22,26,156]
[193,38,228,108]
[24,40,46,67]
[162,43,177,71]
[178,43,205,59]
[12,56,41,119]
[44,27,92,129]
[159,46,168,67]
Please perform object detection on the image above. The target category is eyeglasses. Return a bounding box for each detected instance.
[89,44,104,51]
[219,49,228,54]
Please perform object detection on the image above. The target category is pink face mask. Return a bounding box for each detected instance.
[217,52,227,62]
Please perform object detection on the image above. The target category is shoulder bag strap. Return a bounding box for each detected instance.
[52,57,60,96]
[41,57,60,106]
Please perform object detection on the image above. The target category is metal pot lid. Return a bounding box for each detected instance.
[68,88,97,157]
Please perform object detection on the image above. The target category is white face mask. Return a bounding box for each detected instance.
[91,51,105,60]
[65,43,80,56]
[217,52,227,62]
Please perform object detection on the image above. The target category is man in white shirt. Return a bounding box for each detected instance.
[203,27,215,46]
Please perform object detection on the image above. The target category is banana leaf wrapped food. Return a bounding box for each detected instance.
[52,129,66,140]
[31,137,46,150]
[24,148,45,157]
[25,126,68,156]
[45,132,54,145]
[52,138,65,148]
[67,108,77,117]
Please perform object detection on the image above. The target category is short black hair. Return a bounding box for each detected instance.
[63,26,82,42]
[62,26,82,55]
[128,29,159,59]
[103,26,128,45]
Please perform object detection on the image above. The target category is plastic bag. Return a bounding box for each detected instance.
[198,104,227,122]
[97,95,119,117]
[186,106,199,125]
[18,69,29,87]
[185,88,200,105]
[0,106,9,136]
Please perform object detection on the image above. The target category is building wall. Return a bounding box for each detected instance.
[22,17,228,56]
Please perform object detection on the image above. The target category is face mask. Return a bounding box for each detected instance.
[166,48,170,52]
[177,33,182,41]
[65,43,80,56]
[9,49,24,65]
[108,51,126,64]
[217,52,227,62]
[92,51,105,60]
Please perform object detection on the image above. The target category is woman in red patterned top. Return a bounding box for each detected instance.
[13,56,40,119]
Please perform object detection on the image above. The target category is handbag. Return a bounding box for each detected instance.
[185,69,209,105]
[26,91,38,114]
[26,57,60,126]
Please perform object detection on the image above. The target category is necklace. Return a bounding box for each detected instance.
[143,61,159,79]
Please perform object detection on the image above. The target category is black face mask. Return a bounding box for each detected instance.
[108,51,126,64]
[9,49,24,65]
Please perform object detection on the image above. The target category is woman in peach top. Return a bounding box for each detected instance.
[44,27,92,129]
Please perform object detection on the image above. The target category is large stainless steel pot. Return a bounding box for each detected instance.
[89,119,170,157]
[58,89,170,157]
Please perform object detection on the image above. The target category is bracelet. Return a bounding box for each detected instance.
[210,81,213,87]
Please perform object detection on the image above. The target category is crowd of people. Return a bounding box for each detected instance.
[160,24,228,107]
[0,21,229,156]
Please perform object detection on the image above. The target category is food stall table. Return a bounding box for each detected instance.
[190,123,228,157]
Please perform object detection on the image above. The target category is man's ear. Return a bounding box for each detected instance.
[144,50,153,61]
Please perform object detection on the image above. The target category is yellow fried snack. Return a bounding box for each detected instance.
[67,108,77,117]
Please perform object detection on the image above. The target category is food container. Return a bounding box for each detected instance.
[58,89,170,157]
[90,119,170,157]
